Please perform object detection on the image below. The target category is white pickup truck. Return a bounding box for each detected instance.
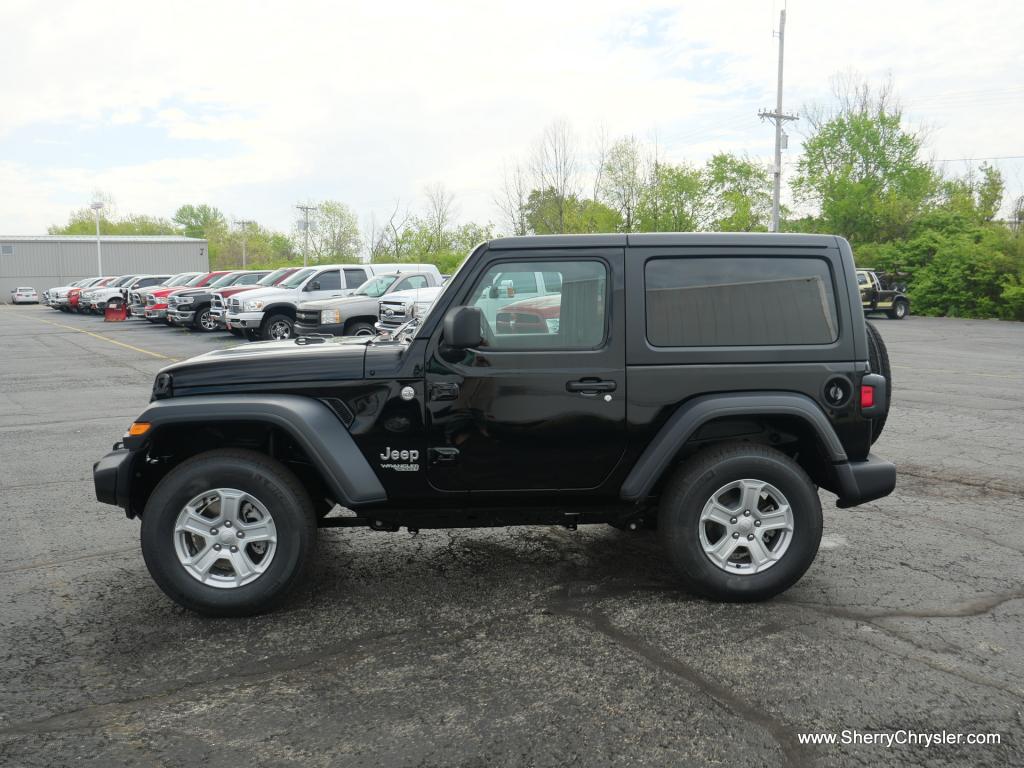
[224,262,441,341]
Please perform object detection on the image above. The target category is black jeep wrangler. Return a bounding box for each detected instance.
[94,233,896,616]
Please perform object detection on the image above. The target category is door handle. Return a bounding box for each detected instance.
[566,379,617,394]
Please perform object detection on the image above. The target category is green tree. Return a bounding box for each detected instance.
[792,96,937,243]
[636,162,706,232]
[704,153,772,231]
[598,136,645,231]
[172,204,228,240]
[296,200,362,263]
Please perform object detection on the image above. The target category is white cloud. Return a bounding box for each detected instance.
[1,0,1022,234]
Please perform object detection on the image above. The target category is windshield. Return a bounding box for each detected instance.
[209,273,241,288]
[166,273,196,286]
[184,273,209,287]
[112,275,136,287]
[355,275,397,298]
[258,268,289,286]
[280,268,316,288]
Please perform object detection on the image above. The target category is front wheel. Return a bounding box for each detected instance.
[140,449,317,616]
[193,307,218,332]
[659,443,822,602]
[261,314,294,341]
[344,320,375,337]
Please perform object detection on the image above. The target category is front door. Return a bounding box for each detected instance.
[425,250,626,492]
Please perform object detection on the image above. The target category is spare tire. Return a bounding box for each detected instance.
[865,321,891,443]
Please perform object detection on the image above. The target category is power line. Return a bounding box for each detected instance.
[938,155,1024,163]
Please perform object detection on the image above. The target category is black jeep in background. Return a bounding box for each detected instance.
[94,233,895,616]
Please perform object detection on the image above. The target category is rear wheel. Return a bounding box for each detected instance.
[140,449,317,616]
[887,298,909,320]
[865,321,892,443]
[659,443,822,602]
[261,314,294,341]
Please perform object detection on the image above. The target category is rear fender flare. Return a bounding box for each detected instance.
[620,392,847,501]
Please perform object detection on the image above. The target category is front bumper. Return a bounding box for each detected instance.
[144,308,168,320]
[211,308,226,328]
[168,308,196,324]
[94,447,135,513]
[834,453,897,508]
[294,320,344,337]
[225,311,264,329]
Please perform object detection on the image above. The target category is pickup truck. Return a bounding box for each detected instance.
[376,285,446,333]
[294,270,443,337]
[167,271,269,331]
[144,272,230,323]
[857,269,910,319]
[225,263,442,341]
[84,274,171,314]
[129,273,202,317]
[211,268,300,332]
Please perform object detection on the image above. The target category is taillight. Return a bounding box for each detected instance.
[860,385,875,409]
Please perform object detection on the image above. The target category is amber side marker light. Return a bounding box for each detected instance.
[128,422,151,436]
[860,386,875,409]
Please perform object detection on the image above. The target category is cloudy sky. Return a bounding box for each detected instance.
[1,0,1021,235]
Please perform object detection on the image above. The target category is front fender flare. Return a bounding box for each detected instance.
[620,392,848,501]
[130,394,386,506]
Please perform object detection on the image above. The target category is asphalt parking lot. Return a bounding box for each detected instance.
[0,305,1022,767]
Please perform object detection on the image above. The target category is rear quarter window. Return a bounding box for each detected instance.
[645,256,839,346]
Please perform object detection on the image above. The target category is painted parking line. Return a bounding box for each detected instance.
[0,309,178,362]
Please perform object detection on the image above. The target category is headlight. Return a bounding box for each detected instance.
[321,309,341,324]
[243,299,264,311]
[176,296,194,305]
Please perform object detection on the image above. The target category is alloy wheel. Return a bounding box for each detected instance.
[173,488,278,588]
[698,478,795,574]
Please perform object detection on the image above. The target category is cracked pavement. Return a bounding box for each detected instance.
[0,306,1022,767]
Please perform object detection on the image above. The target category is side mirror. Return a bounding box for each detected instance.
[443,306,483,350]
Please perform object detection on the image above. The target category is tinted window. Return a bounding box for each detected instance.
[307,270,341,291]
[468,261,607,350]
[236,272,263,285]
[857,272,868,285]
[645,257,838,347]
[396,275,429,291]
[344,268,368,288]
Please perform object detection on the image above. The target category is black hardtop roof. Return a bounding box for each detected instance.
[487,232,842,249]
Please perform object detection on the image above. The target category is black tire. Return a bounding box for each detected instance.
[344,320,375,337]
[140,448,317,616]
[659,442,822,602]
[228,327,243,337]
[261,313,294,341]
[192,306,217,332]
[886,298,909,320]
[865,321,891,443]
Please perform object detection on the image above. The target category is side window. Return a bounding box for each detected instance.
[237,273,261,285]
[857,273,868,285]
[468,261,607,350]
[308,270,341,291]
[344,268,367,288]
[396,275,429,291]
[645,257,838,346]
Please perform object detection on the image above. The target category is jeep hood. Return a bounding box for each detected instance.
[161,336,371,391]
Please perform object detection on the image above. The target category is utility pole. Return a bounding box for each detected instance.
[235,219,254,269]
[758,8,799,233]
[296,204,315,267]
[90,201,104,276]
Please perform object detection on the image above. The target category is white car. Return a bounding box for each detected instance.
[10,286,38,304]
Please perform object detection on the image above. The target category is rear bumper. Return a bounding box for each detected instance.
[834,453,896,508]
[94,447,135,513]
